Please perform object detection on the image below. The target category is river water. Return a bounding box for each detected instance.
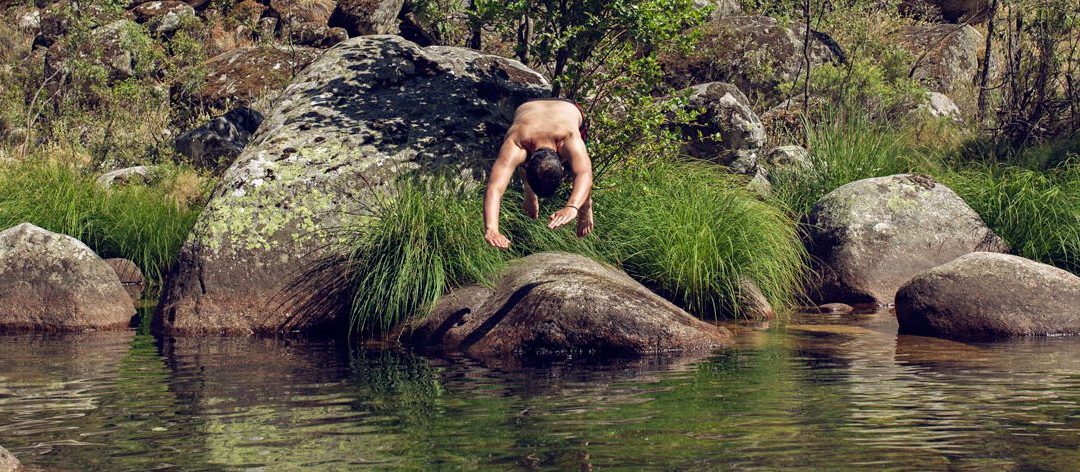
[1,310,1078,471]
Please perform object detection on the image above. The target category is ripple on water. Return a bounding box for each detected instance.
[1,311,1080,470]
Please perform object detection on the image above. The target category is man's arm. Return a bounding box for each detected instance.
[484,137,526,249]
[548,134,592,230]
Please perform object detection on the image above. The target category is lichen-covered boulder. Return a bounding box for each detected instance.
[898,24,983,101]
[660,15,845,105]
[196,45,323,108]
[807,174,1008,306]
[175,107,264,170]
[330,0,405,36]
[897,252,1080,340]
[679,82,766,174]
[104,258,146,303]
[407,253,733,358]
[129,1,196,35]
[0,223,134,332]
[270,0,336,25]
[155,35,549,336]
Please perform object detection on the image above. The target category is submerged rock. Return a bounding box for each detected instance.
[0,223,134,332]
[104,258,146,302]
[155,35,548,336]
[407,253,733,358]
[807,174,1007,306]
[679,82,766,174]
[896,252,1080,340]
[661,15,845,105]
[174,107,264,170]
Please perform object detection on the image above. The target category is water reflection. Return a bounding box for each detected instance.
[0,311,1079,470]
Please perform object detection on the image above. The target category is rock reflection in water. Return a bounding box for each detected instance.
[1,315,1080,470]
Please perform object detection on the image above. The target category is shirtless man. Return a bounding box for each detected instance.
[483,99,594,250]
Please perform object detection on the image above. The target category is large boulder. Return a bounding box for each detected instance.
[174,107,264,170]
[898,24,983,101]
[129,1,197,35]
[330,0,405,36]
[0,223,134,332]
[660,15,845,105]
[407,253,733,358]
[679,82,766,174]
[807,174,1008,306]
[196,45,323,108]
[155,35,549,336]
[896,252,1080,340]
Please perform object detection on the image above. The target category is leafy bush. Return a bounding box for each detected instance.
[0,160,208,286]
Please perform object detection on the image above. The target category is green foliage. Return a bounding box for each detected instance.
[939,159,1080,274]
[342,178,512,334]
[342,159,808,334]
[770,114,933,216]
[473,0,705,98]
[0,160,207,286]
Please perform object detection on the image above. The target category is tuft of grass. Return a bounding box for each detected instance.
[342,177,510,334]
[595,159,808,318]
[0,160,206,286]
[343,160,810,335]
[770,114,934,216]
[939,162,1080,273]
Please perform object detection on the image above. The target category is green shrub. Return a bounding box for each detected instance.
[0,160,205,286]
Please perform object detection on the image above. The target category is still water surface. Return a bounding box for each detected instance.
[1,311,1079,471]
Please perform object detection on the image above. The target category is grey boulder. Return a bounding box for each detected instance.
[807,174,1007,306]
[155,35,549,335]
[680,82,766,174]
[897,252,1080,340]
[129,1,197,35]
[0,223,134,332]
[330,0,406,36]
[174,107,264,170]
[407,253,733,359]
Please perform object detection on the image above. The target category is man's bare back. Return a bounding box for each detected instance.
[482,99,594,249]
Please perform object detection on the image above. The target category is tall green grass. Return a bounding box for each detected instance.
[770,116,933,216]
[940,163,1080,273]
[343,161,809,335]
[0,160,203,284]
[594,159,807,318]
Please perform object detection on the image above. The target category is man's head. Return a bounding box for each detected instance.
[524,148,564,198]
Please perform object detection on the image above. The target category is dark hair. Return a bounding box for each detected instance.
[524,148,564,198]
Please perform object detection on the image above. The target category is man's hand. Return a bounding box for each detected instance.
[485,228,511,249]
[548,206,579,230]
